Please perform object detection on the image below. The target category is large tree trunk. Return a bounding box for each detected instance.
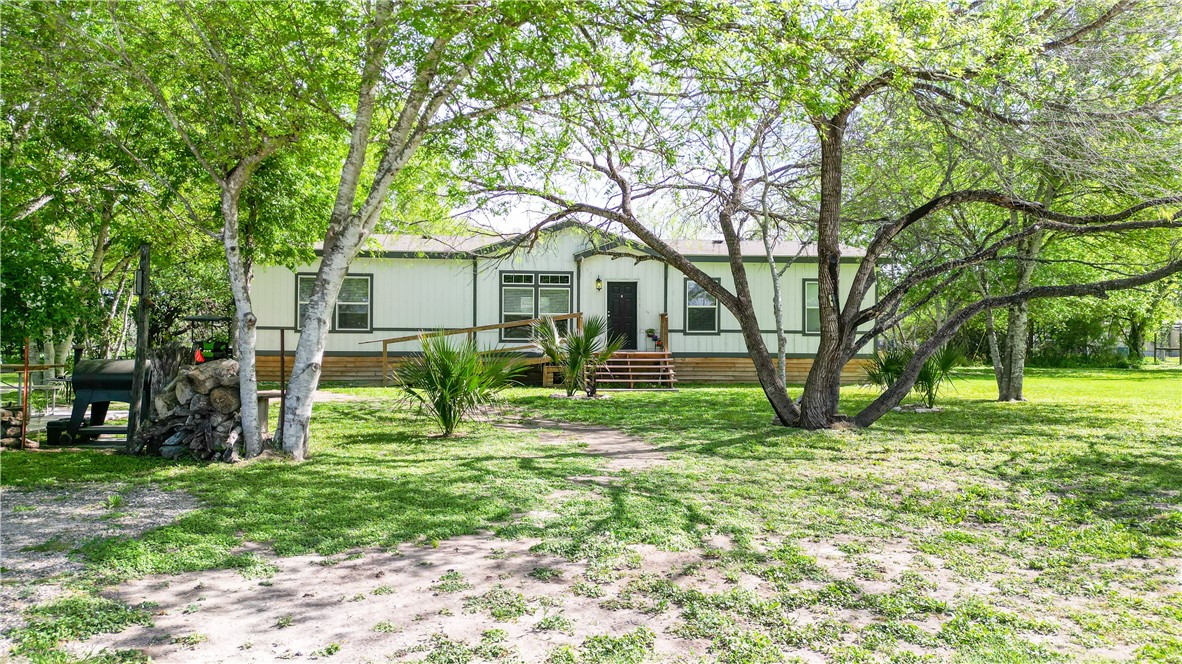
[220,188,262,459]
[1126,317,1146,362]
[999,302,1030,400]
[998,230,1043,401]
[281,221,372,457]
[40,333,55,385]
[280,5,425,460]
[799,123,846,429]
[56,329,73,372]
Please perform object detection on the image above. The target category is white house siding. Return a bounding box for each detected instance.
[579,251,873,358]
[252,227,877,382]
[255,256,474,355]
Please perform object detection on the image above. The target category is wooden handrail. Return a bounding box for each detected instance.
[374,312,584,386]
[361,312,583,346]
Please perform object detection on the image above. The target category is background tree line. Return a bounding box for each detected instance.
[3,0,1179,454]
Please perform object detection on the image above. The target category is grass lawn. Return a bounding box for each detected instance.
[1,367,1179,663]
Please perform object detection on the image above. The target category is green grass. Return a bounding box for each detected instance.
[3,367,1180,662]
[8,595,153,660]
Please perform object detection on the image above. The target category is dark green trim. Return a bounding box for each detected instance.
[801,278,820,336]
[575,258,582,313]
[677,255,860,264]
[669,327,808,335]
[259,325,422,332]
[683,277,721,335]
[663,263,669,313]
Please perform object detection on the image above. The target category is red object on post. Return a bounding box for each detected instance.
[194,348,205,363]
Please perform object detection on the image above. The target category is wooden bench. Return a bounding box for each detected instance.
[257,390,282,433]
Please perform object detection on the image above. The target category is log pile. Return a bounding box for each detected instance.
[139,358,243,462]
[1,408,27,448]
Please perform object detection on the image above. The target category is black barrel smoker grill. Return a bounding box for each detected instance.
[48,359,151,445]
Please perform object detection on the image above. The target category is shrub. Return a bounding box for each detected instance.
[396,334,526,435]
[865,347,910,390]
[532,315,626,397]
[916,344,965,407]
[867,344,965,407]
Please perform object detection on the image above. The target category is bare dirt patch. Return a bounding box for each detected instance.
[312,389,371,403]
[78,533,706,663]
[0,485,199,635]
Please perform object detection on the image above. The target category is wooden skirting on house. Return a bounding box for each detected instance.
[672,357,870,384]
[256,355,390,383]
[256,354,869,385]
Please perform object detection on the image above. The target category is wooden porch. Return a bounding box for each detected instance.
[362,312,676,391]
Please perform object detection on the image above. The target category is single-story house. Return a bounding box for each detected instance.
[253,222,875,384]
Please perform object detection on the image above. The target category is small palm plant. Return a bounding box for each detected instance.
[867,344,964,408]
[865,347,910,391]
[396,333,526,435]
[915,344,965,408]
[532,316,626,397]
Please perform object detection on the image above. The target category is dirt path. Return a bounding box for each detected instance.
[497,418,669,472]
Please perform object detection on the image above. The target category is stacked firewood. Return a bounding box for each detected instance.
[138,358,243,462]
[1,408,26,448]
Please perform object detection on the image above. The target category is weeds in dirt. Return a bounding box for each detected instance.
[432,570,473,593]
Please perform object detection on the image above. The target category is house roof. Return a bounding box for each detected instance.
[346,221,864,259]
[660,239,863,258]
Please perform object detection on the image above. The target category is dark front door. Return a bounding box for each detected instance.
[606,282,638,350]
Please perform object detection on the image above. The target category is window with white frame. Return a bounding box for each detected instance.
[803,280,821,334]
[500,272,571,339]
[297,274,371,331]
[685,280,719,333]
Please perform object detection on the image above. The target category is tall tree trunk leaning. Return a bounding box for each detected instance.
[126,243,150,449]
[972,268,1006,389]
[756,144,790,388]
[280,8,394,460]
[103,5,293,458]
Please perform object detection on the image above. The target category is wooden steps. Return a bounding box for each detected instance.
[595,351,677,391]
